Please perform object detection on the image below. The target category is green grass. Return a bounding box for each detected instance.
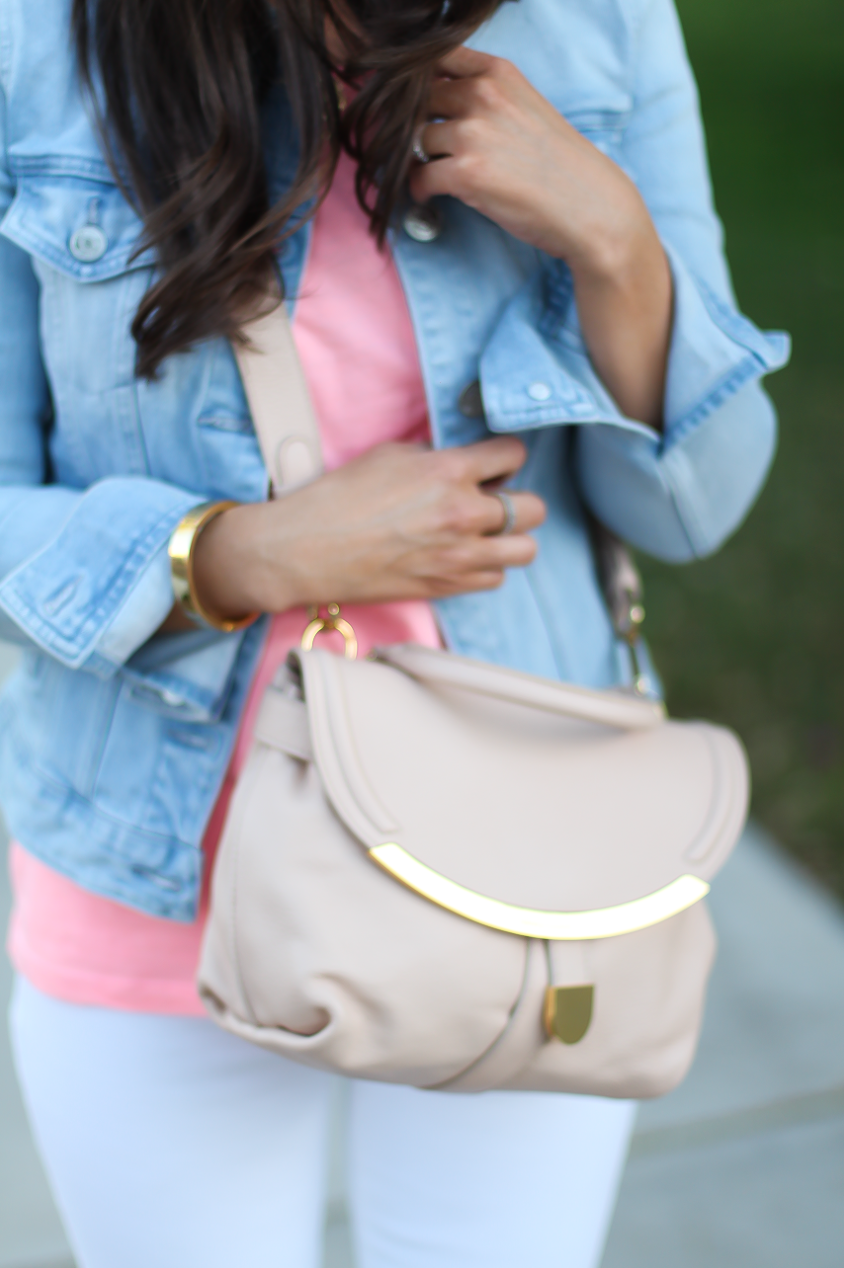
[642,0,844,896]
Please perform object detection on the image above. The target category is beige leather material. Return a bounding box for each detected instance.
[232,301,323,496]
[252,688,313,763]
[294,648,746,904]
[197,303,749,1098]
[198,647,746,1096]
[375,642,666,731]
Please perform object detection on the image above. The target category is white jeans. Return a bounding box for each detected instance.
[10,977,636,1268]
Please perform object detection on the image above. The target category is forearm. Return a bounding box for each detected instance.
[169,440,545,627]
[413,49,673,428]
[570,211,673,430]
[191,500,294,621]
[159,500,295,633]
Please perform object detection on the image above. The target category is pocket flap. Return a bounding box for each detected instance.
[0,172,154,281]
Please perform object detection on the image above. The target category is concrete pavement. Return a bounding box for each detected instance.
[1,639,842,1267]
[601,822,844,1268]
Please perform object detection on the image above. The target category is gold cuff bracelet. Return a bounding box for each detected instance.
[168,501,259,634]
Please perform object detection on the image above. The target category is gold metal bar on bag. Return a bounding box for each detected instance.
[368,843,710,940]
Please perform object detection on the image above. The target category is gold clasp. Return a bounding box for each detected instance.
[543,985,594,1045]
[300,603,358,659]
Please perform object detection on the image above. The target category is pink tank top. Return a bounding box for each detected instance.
[7,152,441,1014]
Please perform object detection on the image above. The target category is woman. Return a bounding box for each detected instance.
[0,0,787,1265]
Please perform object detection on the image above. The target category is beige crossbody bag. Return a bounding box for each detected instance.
[197,304,749,1099]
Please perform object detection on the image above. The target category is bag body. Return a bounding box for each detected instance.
[198,643,748,1097]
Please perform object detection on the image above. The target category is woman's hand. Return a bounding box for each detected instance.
[189,437,545,623]
[410,47,673,428]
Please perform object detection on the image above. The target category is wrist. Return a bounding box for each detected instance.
[191,500,306,620]
[169,502,260,632]
[184,502,264,626]
[564,192,656,288]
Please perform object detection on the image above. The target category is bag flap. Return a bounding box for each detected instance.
[287,646,748,929]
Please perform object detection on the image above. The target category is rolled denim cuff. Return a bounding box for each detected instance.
[479,251,788,440]
[0,476,200,673]
[475,252,788,563]
[577,376,779,560]
[660,242,790,440]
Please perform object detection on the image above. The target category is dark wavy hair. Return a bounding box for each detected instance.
[71,0,502,378]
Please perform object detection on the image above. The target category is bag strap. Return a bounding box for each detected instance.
[372,644,664,728]
[233,299,649,686]
[234,300,323,497]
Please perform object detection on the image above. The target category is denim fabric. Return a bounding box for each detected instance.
[0,0,789,918]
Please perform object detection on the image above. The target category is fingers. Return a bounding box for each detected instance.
[427,49,520,113]
[275,438,545,608]
[430,528,540,581]
[480,529,539,567]
[426,77,473,120]
[435,45,496,78]
[409,156,461,204]
[454,571,507,593]
[418,119,459,161]
[427,440,545,539]
[472,488,545,537]
[445,435,529,484]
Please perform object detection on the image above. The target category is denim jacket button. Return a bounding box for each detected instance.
[69,225,108,263]
[457,380,485,419]
[527,381,552,401]
[403,204,442,243]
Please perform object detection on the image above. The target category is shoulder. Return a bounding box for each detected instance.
[1,0,80,113]
[473,0,678,113]
[1,0,110,177]
[478,0,661,50]
[1,0,74,68]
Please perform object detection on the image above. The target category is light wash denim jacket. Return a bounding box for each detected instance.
[0,0,788,919]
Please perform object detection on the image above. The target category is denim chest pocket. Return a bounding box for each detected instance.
[160,337,269,504]
[1,166,158,481]
[1,167,155,282]
[2,165,268,501]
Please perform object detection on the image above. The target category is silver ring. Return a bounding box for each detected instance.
[412,133,430,164]
[490,490,517,536]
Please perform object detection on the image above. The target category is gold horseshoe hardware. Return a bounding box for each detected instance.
[300,603,358,660]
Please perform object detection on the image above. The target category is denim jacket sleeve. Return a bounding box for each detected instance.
[0,80,208,679]
[570,0,790,560]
